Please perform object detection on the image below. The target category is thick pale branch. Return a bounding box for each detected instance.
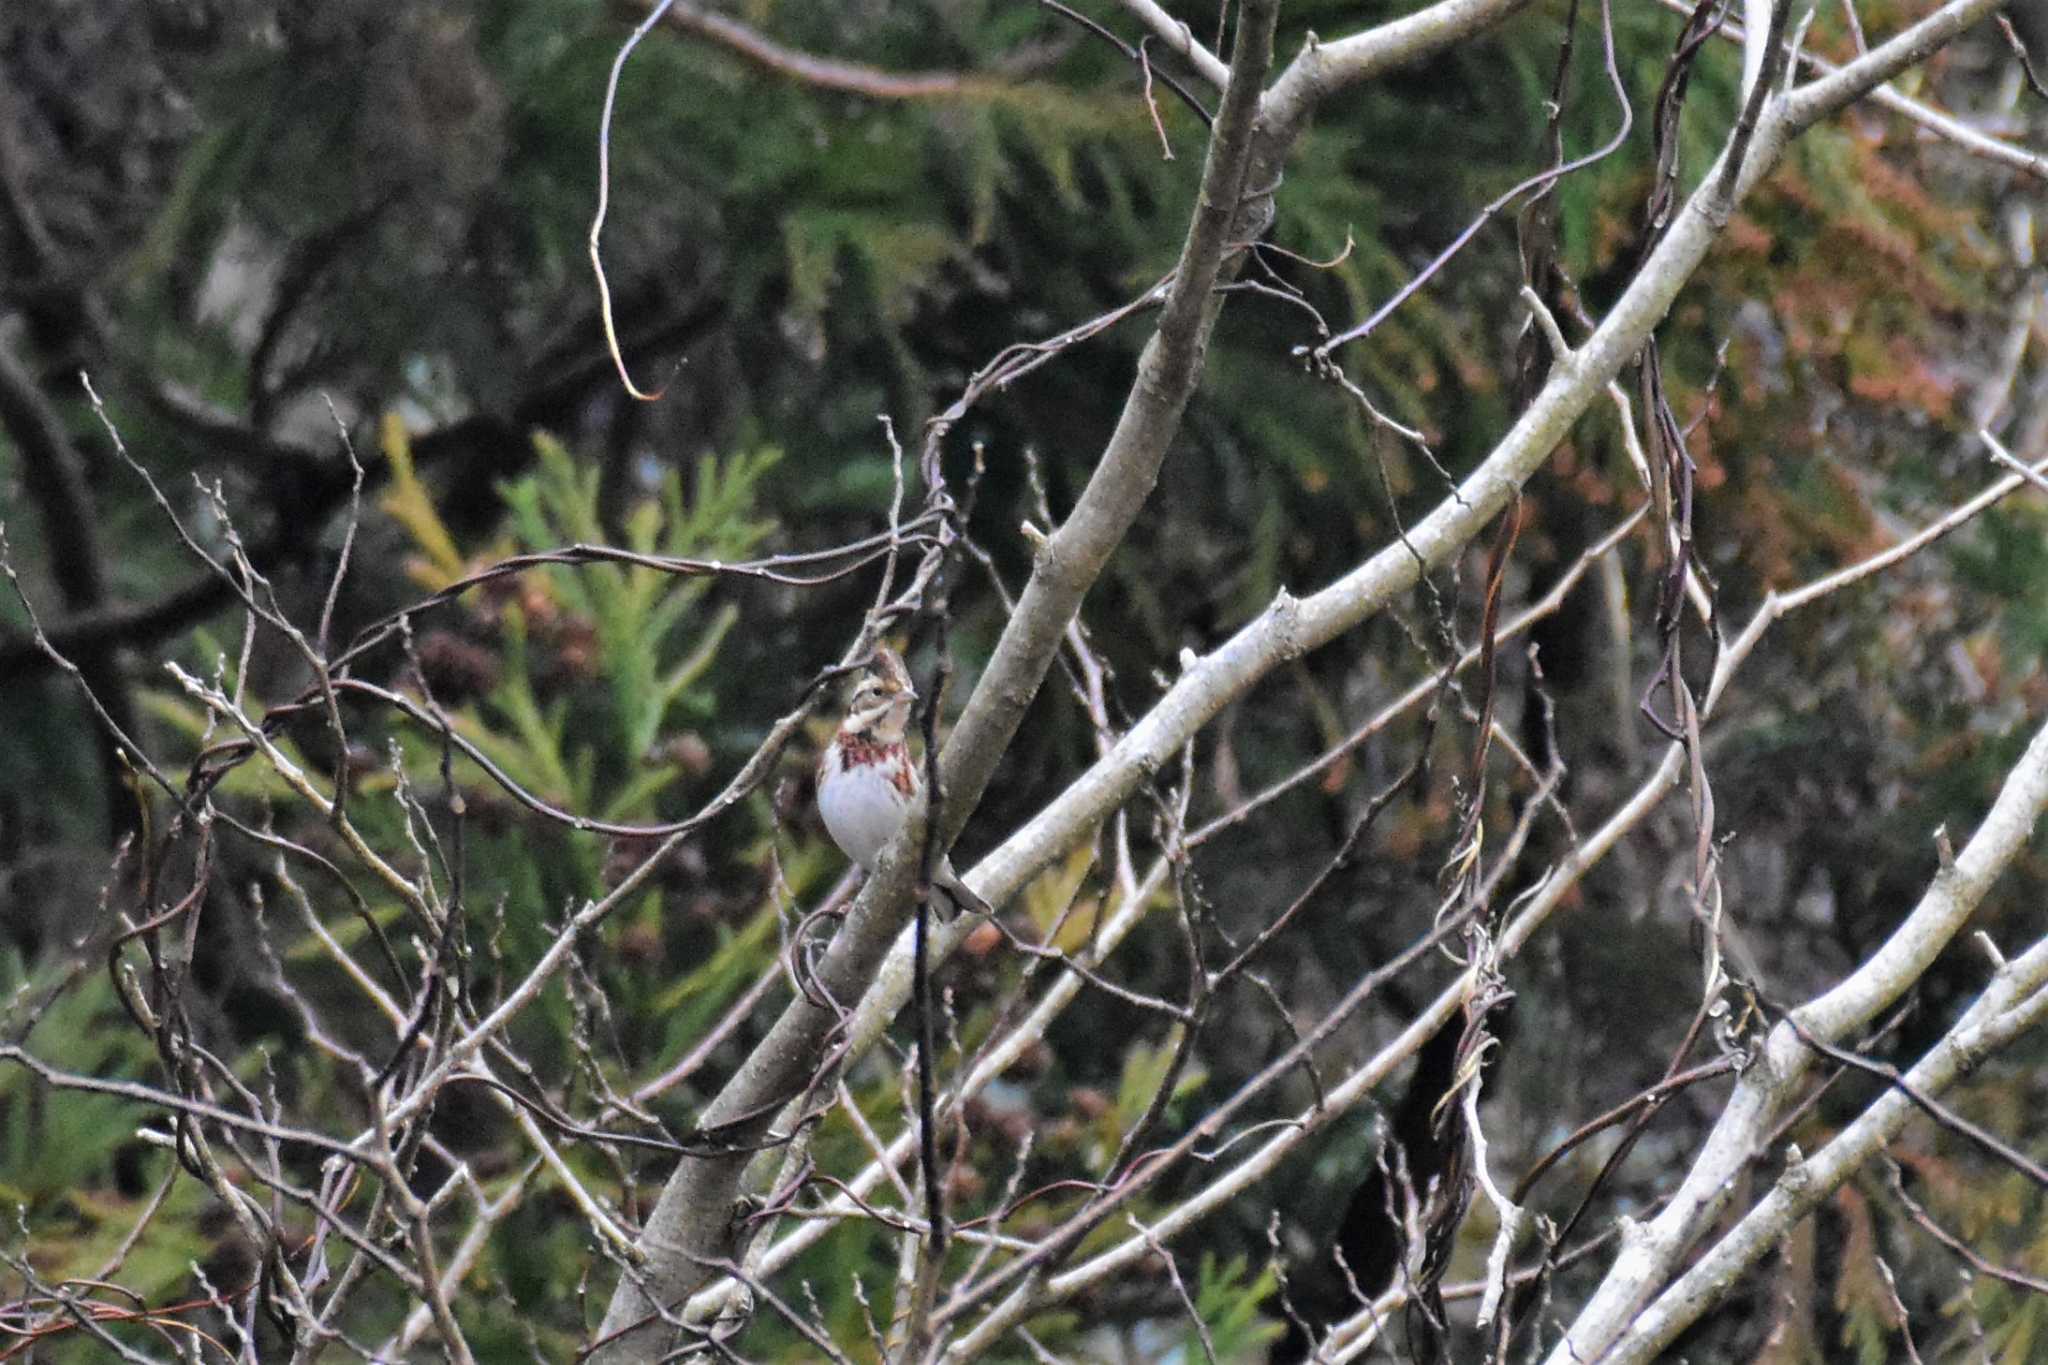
[1787,0,2019,127]
[1607,922,2048,1362]
[1547,699,2048,1363]
[947,98,1778,931]
[1536,4,2028,1349]
[589,3,1282,1355]
[936,1,1278,822]
[989,426,2048,1327]
[1259,0,1539,147]
[1111,0,1231,89]
[1650,0,2048,181]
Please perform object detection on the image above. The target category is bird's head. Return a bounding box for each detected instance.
[842,646,916,741]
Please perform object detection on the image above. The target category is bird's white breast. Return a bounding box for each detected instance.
[819,749,913,869]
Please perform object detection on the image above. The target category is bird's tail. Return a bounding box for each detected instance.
[933,864,991,919]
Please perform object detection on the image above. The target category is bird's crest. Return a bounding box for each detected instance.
[870,645,913,694]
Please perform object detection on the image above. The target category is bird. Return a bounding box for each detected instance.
[817,646,991,919]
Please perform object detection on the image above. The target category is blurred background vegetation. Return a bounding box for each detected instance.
[2,0,2046,1358]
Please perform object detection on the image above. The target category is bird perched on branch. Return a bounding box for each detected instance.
[817,646,990,918]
